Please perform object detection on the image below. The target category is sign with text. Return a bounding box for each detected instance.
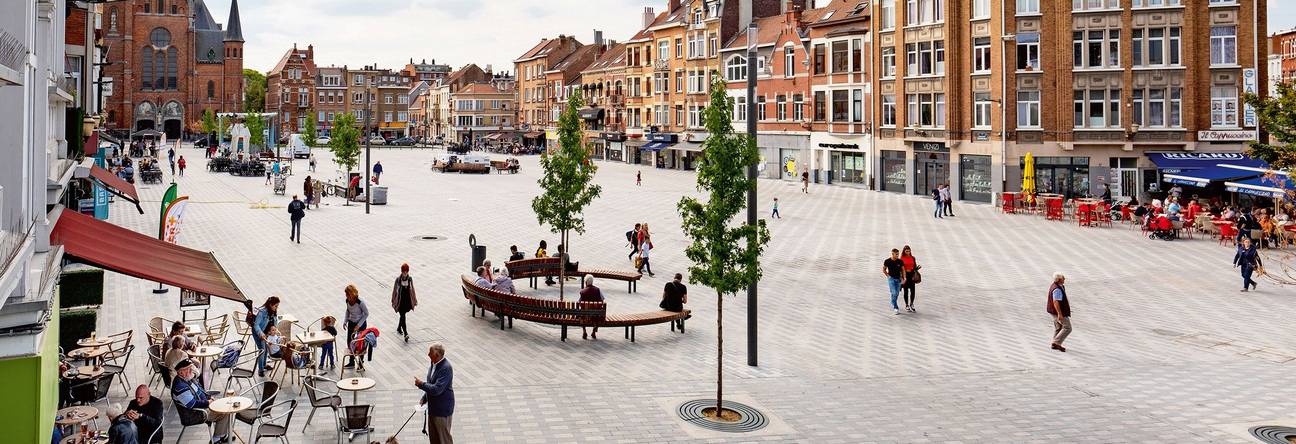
[1243,68,1257,127]
[913,142,948,153]
[1197,130,1257,142]
[179,289,210,308]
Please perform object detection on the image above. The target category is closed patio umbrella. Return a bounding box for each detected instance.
[1022,152,1036,206]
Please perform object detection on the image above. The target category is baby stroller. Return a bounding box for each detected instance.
[1147,215,1176,241]
[273,175,287,195]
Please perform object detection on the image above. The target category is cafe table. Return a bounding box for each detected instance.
[209,396,254,444]
[75,337,112,349]
[67,346,108,366]
[336,377,376,404]
[191,345,223,384]
[55,405,100,437]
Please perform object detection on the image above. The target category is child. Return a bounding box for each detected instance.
[772,198,781,219]
[319,316,338,370]
[265,325,284,358]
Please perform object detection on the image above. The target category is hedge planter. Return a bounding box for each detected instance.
[60,264,103,308]
[59,309,97,352]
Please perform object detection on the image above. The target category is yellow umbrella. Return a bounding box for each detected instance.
[1022,152,1036,203]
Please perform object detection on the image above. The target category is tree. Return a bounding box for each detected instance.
[330,113,362,206]
[243,69,266,112]
[677,76,771,419]
[1245,82,1296,173]
[201,109,218,135]
[302,110,318,147]
[531,90,602,301]
[245,113,266,151]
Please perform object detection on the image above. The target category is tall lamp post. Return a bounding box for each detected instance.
[364,79,372,214]
[745,22,759,367]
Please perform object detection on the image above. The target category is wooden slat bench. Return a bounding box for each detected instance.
[490,160,519,174]
[505,258,641,293]
[460,276,687,342]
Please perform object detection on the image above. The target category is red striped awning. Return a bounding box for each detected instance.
[50,208,247,302]
[88,165,142,214]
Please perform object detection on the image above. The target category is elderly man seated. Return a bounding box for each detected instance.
[171,359,230,442]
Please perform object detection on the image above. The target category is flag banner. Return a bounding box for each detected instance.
[161,196,189,244]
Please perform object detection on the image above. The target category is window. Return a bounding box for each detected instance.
[109,8,118,32]
[688,70,705,93]
[675,38,683,59]
[793,94,804,121]
[776,95,787,120]
[852,39,863,72]
[1131,27,1180,67]
[881,95,897,127]
[784,47,795,77]
[165,47,177,89]
[675,70,684,93]
[1073,0,1119,10]
[141,48,153,89]
[150,27,171,47]
[709,34,718,57]
[1211,86,1238,127]
[813,44,826,74]
[973,38,992,73]
[832,90,849,122]
[906,41,944,76]
[1208,0,1234,4]
[1073,29,1120,69]
[1017,33,1040,70]
[757,96,767,121]
[726,56,747,81]
[1132,0,1182,6]
[1211,26,1237,65]
[1131,87,1182,128]
[1017,0,1039,13]
[658,40,669,61]
[832,41,849,73]
[882,47,897,78]
[734,95,747,121]
[906,93,945,127]
[973,93,992,129]
[906,0,944,24]
[688,105,701,127]
[852,89,863,122]
[814,91,826,121]
[1072,89,1120,128]
[1017,91,1041,128]
[384,112,393,122]
[880,0,896,29]
[973,0,990,18]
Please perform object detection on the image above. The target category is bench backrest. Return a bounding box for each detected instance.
[505,258,562,279]
[461,276,606,324]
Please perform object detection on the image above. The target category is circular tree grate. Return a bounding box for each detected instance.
[1250,426,1296,444]
[677,399,768,433]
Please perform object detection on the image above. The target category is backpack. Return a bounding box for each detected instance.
[626,230,635,245]
[213,344,241,369]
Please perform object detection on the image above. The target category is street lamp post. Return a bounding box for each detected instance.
[745,22,759,367]
[364,79,372,214]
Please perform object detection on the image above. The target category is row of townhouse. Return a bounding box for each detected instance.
[514,0,1272,204]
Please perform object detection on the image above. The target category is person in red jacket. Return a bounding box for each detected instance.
[176,156,186,177]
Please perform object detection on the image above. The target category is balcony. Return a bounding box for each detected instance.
[654,60,670,71]
[608,94,624,106]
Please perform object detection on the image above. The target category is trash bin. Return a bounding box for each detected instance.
[469,234,486,273]
[370,186,387,205]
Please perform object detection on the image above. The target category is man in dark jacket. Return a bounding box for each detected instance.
[126,384,164,443]
[288,195,305,243]
[415,343,455,444]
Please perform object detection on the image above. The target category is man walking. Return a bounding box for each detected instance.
[883,249,905,315]
[177,156,186,177]
[801,170,810,194]
[415,343,455,444]
[771,198,781,219]
[1233,237,1262,292]
[940,184,955,217]
[1047,272,1072,352]
[373,161,384,185]
[636,170,642,186]
[288,195,305,243]
[626,223,641,261]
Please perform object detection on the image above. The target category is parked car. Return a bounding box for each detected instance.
[315,136,331,145]
[388,137,416,146]
[368,136,387,145]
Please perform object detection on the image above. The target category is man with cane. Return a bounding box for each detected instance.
[413,343,454,443]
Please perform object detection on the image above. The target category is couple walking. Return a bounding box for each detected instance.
[627,223,654,277]
[881,246,921,315]
[931,184,955,218]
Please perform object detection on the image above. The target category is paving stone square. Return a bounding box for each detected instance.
[91,145,1296,443]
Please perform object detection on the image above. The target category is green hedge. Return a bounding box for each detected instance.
[59,266,103,308]
[59,309,97,352]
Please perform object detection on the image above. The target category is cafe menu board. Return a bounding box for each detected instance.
[180,289,211,308]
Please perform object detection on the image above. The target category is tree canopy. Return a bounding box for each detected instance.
[1245,83,1296,172]
[330,112,361,173]
[531,90,602,299]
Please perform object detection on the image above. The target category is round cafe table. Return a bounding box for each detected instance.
[60,434,108,444]
[209,396,254,443]
[74,365,105,379]
[67,346,109,366]
[56,406,99,427]
[191,345,223,384]
[336,377,376,404]
[76,337,112,348]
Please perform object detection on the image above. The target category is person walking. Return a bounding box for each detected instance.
[660,273,688,332]
[771,198,781,219]
[626,223,641,261]
[343,284,369,368]
[308,154,317,172]
[272,160,282,178]
[177,156,186,177]
[579,275,604,339]
[801,170,810,194]
[940,184,955,217]
[252,297,280,376]
[373,161,383,185]
[303,176,314,210]
[415,343,454,444]
[1233,237,1262,292]
[883,249,904,315]
[167,146,175,165]
[636,170,642,186]
[168,157,176,176]
[1046,272,1072,352]
[392,264,417,342]
[931,186,943,219]
[638,237,654,277]
[288,195,305,243]
[900,245,920,312]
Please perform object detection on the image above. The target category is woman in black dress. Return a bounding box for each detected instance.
[391,263,417,342]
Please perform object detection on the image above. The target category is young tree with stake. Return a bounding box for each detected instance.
[532,90,602,301]
[330,112,362,206]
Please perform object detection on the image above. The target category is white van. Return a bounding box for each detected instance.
[288,134,311,158]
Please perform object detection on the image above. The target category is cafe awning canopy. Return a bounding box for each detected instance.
[87,165,143,214]
[50,208,247,302]
[1162,164,1262,188]
[641,141,674,152]
[1147,152,1267,174]
[1226,175,1295,199]
[523,131,543,138]
[578,107,605,120]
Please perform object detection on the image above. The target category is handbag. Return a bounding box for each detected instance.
[634,257,643,269]
[911,265,923,284]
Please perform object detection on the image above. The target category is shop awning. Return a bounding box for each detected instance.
[1226,175,1295,199]
[486,133,502,140]
[50,208,247,302]
[578,107,605,120]
[1162,164,1262,188]
[641,141,674,152]
[1147,152,1266,174]
[88,165,143,214]
[673,143,703,153]
[524,131,543,138]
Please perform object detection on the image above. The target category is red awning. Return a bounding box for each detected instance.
[50,208,247,302]
[88,164,143,213]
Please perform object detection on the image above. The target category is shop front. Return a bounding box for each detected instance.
[880,149,907,193]
[810,131,871,187]
[601,132,626,162]
[830,150,868,186]
[912,142,949,197]
[758,134,811,180]
[641,132,677,168]
[1023,156,1092,199]
[958,154,993,203]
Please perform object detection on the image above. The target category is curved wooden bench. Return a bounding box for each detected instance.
[461,276,687,342]
[505,258,641,293]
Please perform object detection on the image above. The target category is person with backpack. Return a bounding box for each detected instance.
[391,264,418,342]
[627,223,641,261]
[931,186,943,219]
[288,195,305,243]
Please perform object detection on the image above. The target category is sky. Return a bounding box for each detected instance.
[202,0,653,76]
[204,0,1296,76]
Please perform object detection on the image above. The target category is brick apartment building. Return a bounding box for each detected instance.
[808,1,873,187]
[315,66,347,136]
[266,44,317,136]
[544,42,602,150]
[449,82,518,145]
[100,0,244,139]
[514,35,582,148]
[1271,29,1296,91]
[401,58,453,85]
[580,41,629,161]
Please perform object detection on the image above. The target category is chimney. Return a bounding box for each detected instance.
[643,7,655,28]
[486,64,493,74]
[307,44,313,60]
[668,0,681,13]
[594,30,603,47]
[785,1,802,27]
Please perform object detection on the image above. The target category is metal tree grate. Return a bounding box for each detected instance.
[1249,425,1296,444]
[676,399,768,433]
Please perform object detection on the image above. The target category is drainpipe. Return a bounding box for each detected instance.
[1000,5,1011,197]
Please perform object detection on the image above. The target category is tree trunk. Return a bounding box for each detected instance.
[558,230,567,301]
[716,290,723,416]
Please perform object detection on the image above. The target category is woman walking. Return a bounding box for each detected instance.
[638,236,655,277]
[900,246,920,312]
[391,264,418,342]
[1233,237,1263,292]
[303,176,314,210]
[343,285,369,368]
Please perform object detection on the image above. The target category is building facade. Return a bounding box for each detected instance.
[449,82,519,145]
[100,0,244,139]
[1271,29,1296,91]
[545,42,602,150]
[581,42,629,161]
[315,66,347,136]
[401,58,453,85]
[514,35,582,149]
[267,44,317,136]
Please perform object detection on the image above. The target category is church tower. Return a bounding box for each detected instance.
[223,0,245,112]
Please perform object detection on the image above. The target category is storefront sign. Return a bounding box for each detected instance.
[1243,69,1257,127]
[646,132,677,143]
[913,142,948,153]
[817,142,860,150]
[601,132,626,142]
[1156,152,1246,161]
[1197,130,1257,142]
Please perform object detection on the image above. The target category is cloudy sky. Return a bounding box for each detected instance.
[202,0,652,75]
[204,0,1296,76]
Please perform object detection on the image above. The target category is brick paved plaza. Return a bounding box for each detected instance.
[95,145,1296,443]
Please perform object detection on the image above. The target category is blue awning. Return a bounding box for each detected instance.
[1162,164,1261,188]
[1226,175,1295,199]
[641,141,674,152]
[1146,152,1267,173]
